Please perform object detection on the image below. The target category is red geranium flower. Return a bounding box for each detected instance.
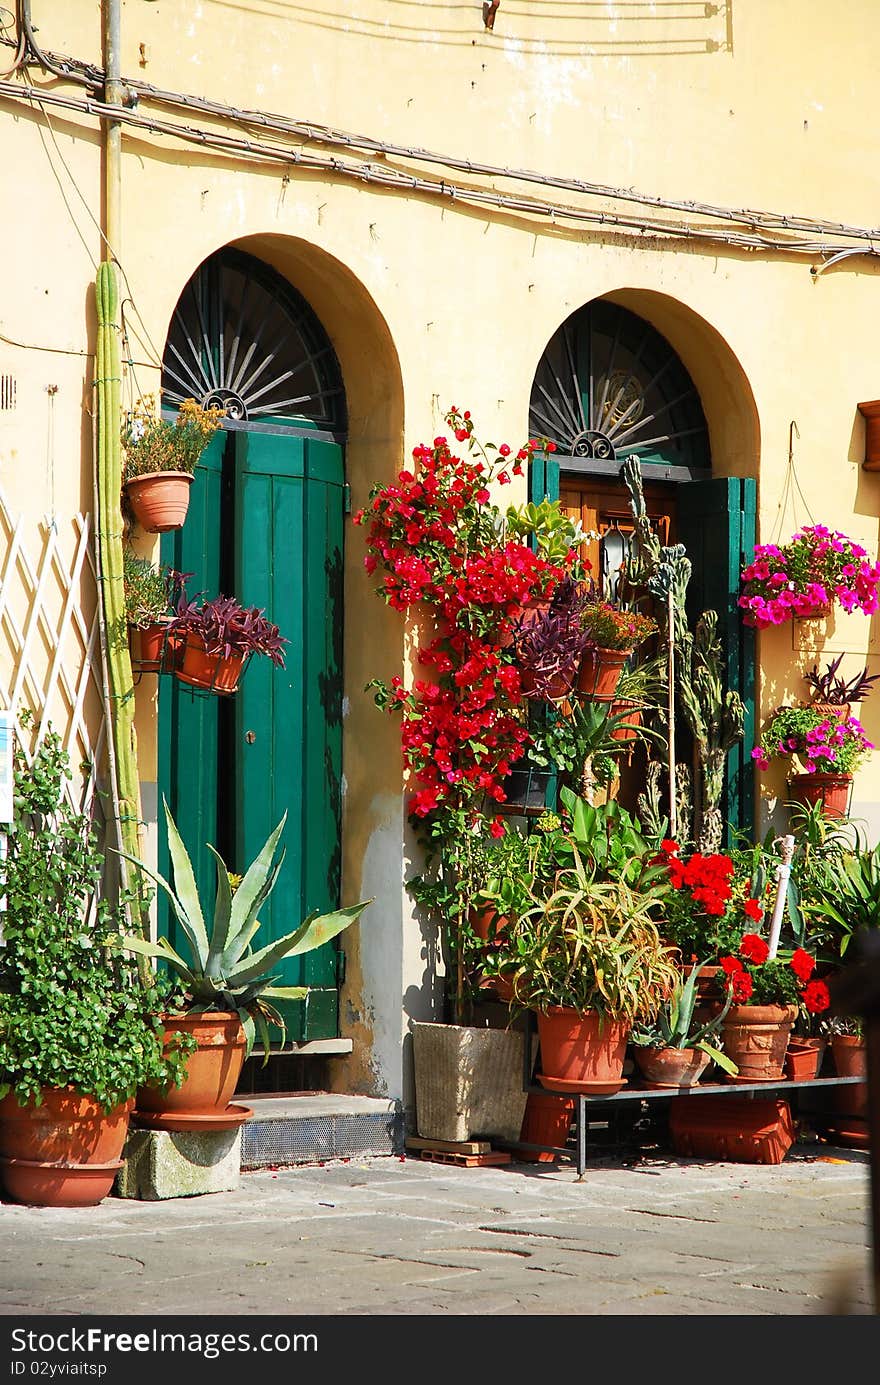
[789,948,816,983]
[739,933,770,965]
[719,955,743,976]
[743,897,764,922]
[802,978,830,1014]
[731,971,754,1003]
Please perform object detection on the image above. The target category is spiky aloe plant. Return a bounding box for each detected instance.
[119,800,371,1057]
[630,961,739,1075]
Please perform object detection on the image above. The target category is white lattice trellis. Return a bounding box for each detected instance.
[0,489,107,814]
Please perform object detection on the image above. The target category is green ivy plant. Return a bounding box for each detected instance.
[0,716,191,1111]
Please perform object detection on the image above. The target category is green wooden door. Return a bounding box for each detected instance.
[159,426,345,1042]
[676,476,757,838]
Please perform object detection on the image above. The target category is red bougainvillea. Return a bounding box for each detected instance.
[355,408,576,820]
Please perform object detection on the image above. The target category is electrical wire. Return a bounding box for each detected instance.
[29,42,880,253]
[0,78,876,268]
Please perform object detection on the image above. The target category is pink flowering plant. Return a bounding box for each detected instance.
[739,525,880,629]
[751,704,874,775]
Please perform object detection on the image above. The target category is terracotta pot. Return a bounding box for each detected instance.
[784,1036,827,1082]
[520,666,575,701]
[0,1157,125,1208]
[827,1035,868,1146]
[787,772,852,818]
[608,697,644,743]
[811,701,851,724]
[135,1012,247,1122]
[0,1088,133,1165]
[129,618,180,673]
[633,1045,711,1088]
[175,635,246,694]
[720,1003,798,1084]
[536,1007,629,1093]
[517,1091,575,1162]
[858,399,880,470]
[669,1096,796,1164]
[125,471,194,533]
[576,646,629,698]
[470,907,514,1002]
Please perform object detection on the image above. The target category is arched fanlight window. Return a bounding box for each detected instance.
[529,300,709,474]
[161,248,346,434]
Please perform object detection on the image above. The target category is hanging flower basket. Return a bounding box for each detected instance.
[124,472,194,534]
[786,771,852,818]
[739,525,880,628]
[175,636,247,695]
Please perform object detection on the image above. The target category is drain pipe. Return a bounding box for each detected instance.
[102,0,123,255]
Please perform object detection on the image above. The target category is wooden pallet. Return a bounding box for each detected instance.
[416,1148,512,1168]
[405,1136,491,1156]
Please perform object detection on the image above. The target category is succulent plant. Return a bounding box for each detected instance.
[169,592,288,666]
[803,654,880,706]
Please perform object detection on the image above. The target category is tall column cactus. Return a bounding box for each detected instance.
[95,261,146,935]
[620,457,744,849]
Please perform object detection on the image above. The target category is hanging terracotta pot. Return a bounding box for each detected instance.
[134,1012,248,1127]
[129,618,181,673]
[175,636,246,694]
[535,1007,629,1094]
[633,1045,711,1088]
[576,646,629,698]
[720,1003,798,1084]
[608,697,644,743]
[857,399,880,471]
[519,666,575,701]
[810,701,851,724]
[0,1087,133,1208]
[125,472,194,533]
[787,772,852,818]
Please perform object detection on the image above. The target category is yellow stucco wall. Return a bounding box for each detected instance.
[2,1,880,1098]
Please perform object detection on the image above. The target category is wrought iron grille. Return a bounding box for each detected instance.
[161,247,346,432]
[529,300,709,472]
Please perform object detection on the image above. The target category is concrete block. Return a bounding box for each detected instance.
[115,1128,241,1200]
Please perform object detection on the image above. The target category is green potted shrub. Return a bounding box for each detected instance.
[122,395,225,532]
[0,719,189,1206]
[497,852,680,1094]
[119,799,371,1128]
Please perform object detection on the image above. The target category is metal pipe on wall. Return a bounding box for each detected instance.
[102,0,122,258]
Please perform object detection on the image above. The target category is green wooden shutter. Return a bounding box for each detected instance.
[675,476,756,839]
[158,430,226,929]
[527,455,562,811]
[233,430,344,1041]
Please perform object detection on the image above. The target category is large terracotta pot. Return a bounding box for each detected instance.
[536,1006,629,1094]
[0,1088,132,1164]
[135,1012,247,1121]
[175,636,246,694]
[519,666,575,701]
[787,772,852,819]
[633,1045,711,1088]
[720,1003,798,1084]
[0,1088,133,1208]
[576,646,629,698]
[125,471,193,532]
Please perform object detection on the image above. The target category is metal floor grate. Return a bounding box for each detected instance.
[241,1111,404,1169]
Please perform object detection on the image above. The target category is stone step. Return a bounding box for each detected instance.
[240,1093,404,1170]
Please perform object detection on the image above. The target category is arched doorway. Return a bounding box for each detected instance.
[528,297,756,835]
[158,246,348,1042]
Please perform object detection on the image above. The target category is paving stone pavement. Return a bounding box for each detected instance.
[0,1140,874,1318]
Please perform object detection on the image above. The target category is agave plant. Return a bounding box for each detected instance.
[630,960,738,1075]
[119,800,371,1057]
